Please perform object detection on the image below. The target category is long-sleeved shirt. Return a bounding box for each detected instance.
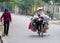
[32,12,50,20]
[1,11,12,22]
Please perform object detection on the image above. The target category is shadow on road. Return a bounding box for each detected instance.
[28,34,50,38]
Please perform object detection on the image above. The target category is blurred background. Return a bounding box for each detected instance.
[0,0,60,19]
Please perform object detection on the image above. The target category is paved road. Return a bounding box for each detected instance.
[0,12,60,43]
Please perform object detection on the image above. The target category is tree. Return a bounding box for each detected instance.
[42,0,60,3]
[0,0,11,2]
[16,0,34,14]
[0,0,15,12]
[11,0,45,14]
[42,0,51,3]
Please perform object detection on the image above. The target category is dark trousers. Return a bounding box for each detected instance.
[36,23,41,32]
[35,21,43,32]
[4,21,10,35]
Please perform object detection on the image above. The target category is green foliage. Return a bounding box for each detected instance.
[42,0,51,3]
[18,0,34,9]
[35,0,43,6]
[0,0,10,2]
[54,0,60,3]
[42,0,60,3]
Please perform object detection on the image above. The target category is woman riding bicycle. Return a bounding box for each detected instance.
[31,7,50,36]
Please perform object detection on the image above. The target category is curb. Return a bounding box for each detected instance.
[0,22,7,43]
[49,20,60,25]
[0,36,3,43]
[1,36,8,43]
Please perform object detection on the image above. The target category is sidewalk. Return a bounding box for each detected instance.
[0,22,7,43]
[0,22,3,43]
[49,20,60,25]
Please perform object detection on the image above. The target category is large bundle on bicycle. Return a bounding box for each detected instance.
[28,7,50,32]
[28,7,50,37]
[28,14,49,33]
